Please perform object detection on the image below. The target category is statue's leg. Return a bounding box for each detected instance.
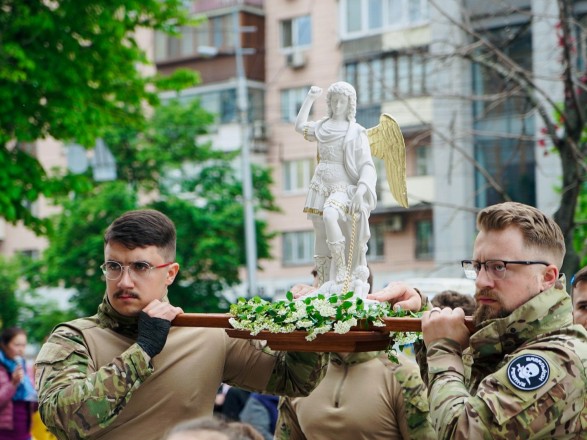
[314,255,331,286]
[322,201,347,284]
[311,217,331,284]
[322,205,344,243]
[327,237,346,283]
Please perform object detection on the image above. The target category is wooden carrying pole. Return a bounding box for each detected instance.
[172,313,476,333]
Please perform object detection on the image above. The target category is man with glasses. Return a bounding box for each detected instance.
[369,201,587,438]
[34,209,328,440]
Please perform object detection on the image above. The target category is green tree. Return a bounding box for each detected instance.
[0,0,196,234]
[0,256,21,329]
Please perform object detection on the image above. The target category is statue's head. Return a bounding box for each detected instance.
[326,81,357,122]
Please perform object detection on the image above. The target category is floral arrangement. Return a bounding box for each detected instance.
[228,291,422,362]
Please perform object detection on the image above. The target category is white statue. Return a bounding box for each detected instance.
[295,81,408,299]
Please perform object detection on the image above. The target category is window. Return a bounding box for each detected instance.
[17,249,40,260]
[415,219,433,260]
[283,231,315,265]
[170,87,264,125]
[281,15,312,50]
[283,159,315,193]
[281,86,311,122]
[367,223,385,260]
[472,26,536,207]
[345,50,428,103]
[341,0,428,38]
[474,138,536,207]
[415,145,431,176]
[154,14,234,62]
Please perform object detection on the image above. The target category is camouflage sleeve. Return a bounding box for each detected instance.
[35,326,153,440]
[264,351,329,397]
[426,338,585,439]
[385,355,437,440]
[274,397,307,440]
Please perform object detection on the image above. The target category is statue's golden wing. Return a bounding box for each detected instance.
[367,114,408,208]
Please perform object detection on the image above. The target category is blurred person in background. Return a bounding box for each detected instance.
[431,290,476,316]
[238,393,278,440]
[571,266,587,328]
[164,416,263,440]
[0,327,38,440]
[215,385,251,422]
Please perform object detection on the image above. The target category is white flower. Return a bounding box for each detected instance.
[297,319,314,329]
[333,318,357,334]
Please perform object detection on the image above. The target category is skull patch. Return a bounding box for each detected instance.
[507,354,550,391]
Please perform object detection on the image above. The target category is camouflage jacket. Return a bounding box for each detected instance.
[426,283,587,439]
[275,351,436,440]
[35,295,328,440]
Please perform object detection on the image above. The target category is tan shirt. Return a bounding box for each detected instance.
[36,316,326,440]
[276,352,426,440]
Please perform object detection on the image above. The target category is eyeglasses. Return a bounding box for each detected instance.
[100,261,174,281]
[461,260,550,280]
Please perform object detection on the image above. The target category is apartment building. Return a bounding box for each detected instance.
[154,0,267,157]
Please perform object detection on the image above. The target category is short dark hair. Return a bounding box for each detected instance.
[104,209,176,260]
[572,266,587,289]
[1,327,26,348]
[431,290,476,315]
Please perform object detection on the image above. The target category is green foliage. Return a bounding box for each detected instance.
[574,181,587,268]
[105,98,221,190]
[0,0,195,233]
[0,256,22,329]
[0,0,192,146]
[0,145,93,234]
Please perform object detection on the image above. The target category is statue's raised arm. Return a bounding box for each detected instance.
[295,86,322,135]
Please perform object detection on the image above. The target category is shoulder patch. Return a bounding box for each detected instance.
[506,354,550,391]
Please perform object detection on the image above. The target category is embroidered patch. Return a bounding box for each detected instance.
[507,354,550,391]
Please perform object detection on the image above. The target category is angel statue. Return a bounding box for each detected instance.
[295,81,407,300]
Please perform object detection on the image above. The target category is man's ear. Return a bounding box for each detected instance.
[165,263,180,286]
[541,264,559,291]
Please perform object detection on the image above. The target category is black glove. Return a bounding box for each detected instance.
[136,311,171,358]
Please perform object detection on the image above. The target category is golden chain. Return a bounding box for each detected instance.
[342,213,357,293]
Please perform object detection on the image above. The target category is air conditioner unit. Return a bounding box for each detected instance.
[385,214,404,232]
[286,51,306,69]
[252,120,267,140]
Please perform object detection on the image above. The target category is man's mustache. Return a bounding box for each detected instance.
[475,288,498,302]
[114,291,139,299]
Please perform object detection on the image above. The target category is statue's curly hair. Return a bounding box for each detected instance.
[326,81,357,122]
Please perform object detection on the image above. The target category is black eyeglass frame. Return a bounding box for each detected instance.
[461,259,550,280]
